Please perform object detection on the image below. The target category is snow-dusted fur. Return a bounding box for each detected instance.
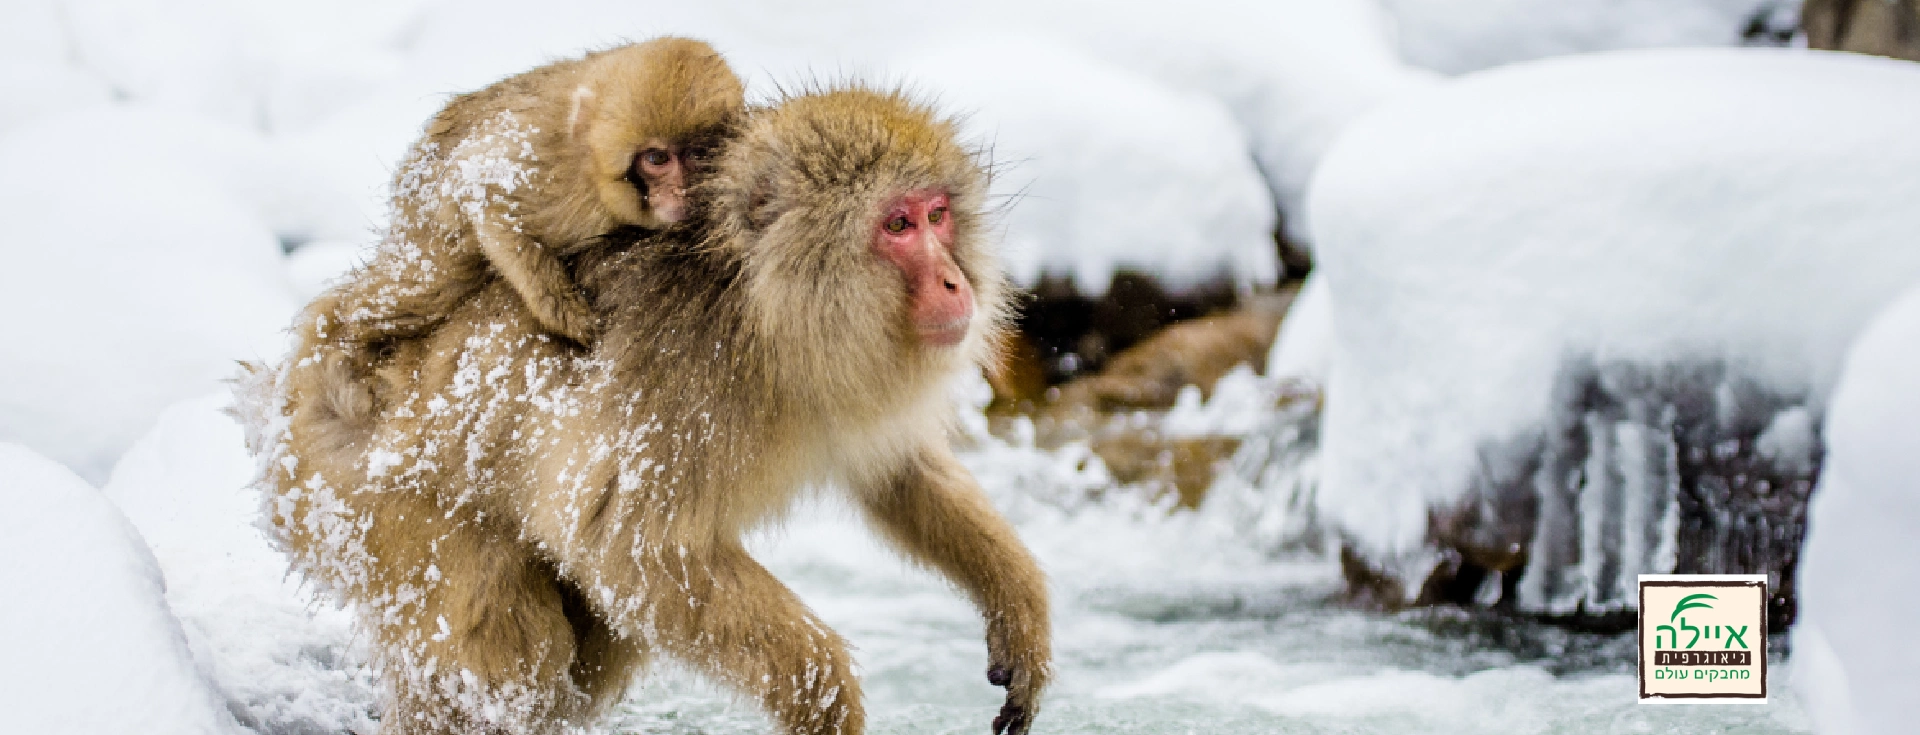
[243,85,1049,735]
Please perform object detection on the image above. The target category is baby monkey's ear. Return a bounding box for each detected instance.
[568,84,597,143]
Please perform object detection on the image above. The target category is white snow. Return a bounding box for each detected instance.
[1792,284,1920,735]
[1019,0,1440,248]
[0,111,300,481]
[285,241,367,302]
[900,35,1278,293]
[0,442,241,735]
[1308,48,1920,592]
[1380,0,1794,74]
[1267,274,1334,384]
[102,394,376,733]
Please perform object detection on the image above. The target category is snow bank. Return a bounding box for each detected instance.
[900,36,1277,293]
[21,106,366,245]
[0,443,240,735]
[1307,48,1920,607]
[1792,285,1920,735]
[1380,0,1794,74]
[1012,0,1438,248]
[103,394,375,733]
[0,113,299,480]
[59,0,424,132]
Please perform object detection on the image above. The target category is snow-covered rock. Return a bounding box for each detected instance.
[901,35,1277,293]
[0,442,241,735]
[1267,274,1333,384]
[103,394,375,733]
[1307,48,1920,611]
[1792,284,1920,735]
[0,115,299,481]
[1380,0,1795,74]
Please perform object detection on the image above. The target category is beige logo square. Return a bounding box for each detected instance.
[1638,574,1768,703]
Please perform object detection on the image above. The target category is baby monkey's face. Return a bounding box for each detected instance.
[626,135,720,224]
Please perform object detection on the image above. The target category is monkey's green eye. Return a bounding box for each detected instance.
[927,208,946,224]
[885,216,910,234]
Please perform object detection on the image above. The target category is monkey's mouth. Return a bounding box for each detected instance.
[917,318,971,348]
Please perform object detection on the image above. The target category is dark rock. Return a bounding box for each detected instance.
[1804,0,1920,62]
[1018,271,1240,384]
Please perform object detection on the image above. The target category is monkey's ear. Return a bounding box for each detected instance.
[568,85,597,143]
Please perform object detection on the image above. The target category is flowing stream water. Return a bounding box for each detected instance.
[601,449,1813,735]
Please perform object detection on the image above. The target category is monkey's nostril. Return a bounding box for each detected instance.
[943,279,958,292]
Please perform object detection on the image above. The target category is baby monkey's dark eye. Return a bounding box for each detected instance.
[640,149,672,167]
[884,215,910,234]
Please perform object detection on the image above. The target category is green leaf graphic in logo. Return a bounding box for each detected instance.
[1670,593,1716,621]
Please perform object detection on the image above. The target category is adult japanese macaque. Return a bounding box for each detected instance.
[311,36,743,375]
[238,85,1052,735]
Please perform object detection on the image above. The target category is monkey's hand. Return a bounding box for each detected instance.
[986,620,1050,735]
[536,291,601,347]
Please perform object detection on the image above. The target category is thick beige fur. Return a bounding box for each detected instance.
[249,85,1050,735]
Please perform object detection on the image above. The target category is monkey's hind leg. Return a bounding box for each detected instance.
[555,577,650,718]
[358,499,590,735]
[474,218,600,346]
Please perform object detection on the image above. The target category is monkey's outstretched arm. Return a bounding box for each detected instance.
[857,448,1053,735]
[473,217,599,346]
[610,542,865,735]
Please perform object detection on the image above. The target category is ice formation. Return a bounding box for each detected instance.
[1307,48,1920,612]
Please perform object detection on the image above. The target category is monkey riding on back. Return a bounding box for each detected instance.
[242,80,1055,735]
[305,36,744,404]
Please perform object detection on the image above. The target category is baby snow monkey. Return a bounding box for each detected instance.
[313,37,744,374]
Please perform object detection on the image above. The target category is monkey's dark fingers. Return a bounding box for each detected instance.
[987,666,1012,687]
[991,702,1027,735]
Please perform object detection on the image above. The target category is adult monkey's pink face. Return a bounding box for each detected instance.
[873,189,973,348]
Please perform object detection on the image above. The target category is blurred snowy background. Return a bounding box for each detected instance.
[2,0,1917,733]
